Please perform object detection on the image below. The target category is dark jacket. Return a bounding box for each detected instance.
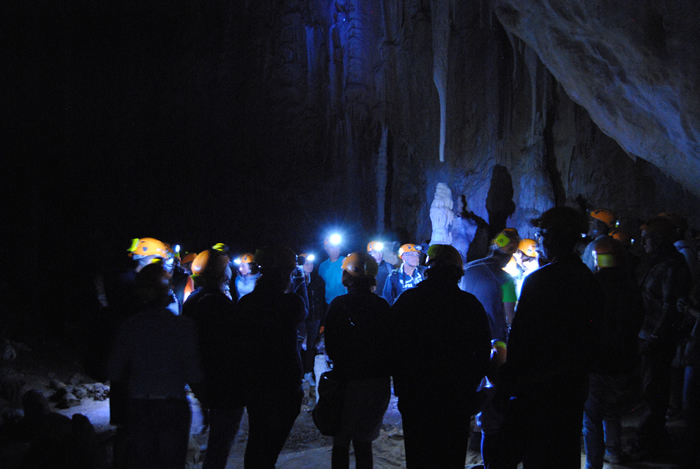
[182,287,242,408]
[501,255,603,398]
[306,272,327,324]
[325,286,392,381]
[391,275,491,407]
[593,267,645,374]
[638,244,692,341]
[236,281,307,395]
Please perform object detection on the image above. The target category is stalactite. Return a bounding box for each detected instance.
[432,0,449,162]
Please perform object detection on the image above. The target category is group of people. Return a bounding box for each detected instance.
[97,204,700,469]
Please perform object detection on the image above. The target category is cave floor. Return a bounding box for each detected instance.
[2,336,689,468]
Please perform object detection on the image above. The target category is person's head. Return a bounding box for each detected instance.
[129,237,169,271]
[255,245,298,292]
[641,216,676,256]
[658,212,688,243]
[490,228,521,267]
[367,241,385,263]
[135,262,173,307]
[180,252,198,274]
[425,244,464,283]
[533,207,588,260]
[609,228,632,247]
[341,252,378,290]
[324,235,342,261]
[298,253,316,274]
[191,249,232,292]
[399,243,422,268]
[589,209,616,238]
[237,253,256,276]
[591,236,625,270]
[518,239,538,258]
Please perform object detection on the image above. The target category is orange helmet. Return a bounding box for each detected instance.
[130,237,169,259]
[608,228,631,247]
[342,252,378,278]
[398,244,422,257]
[191,250,231,282]
[590,209,616,228]
[239,253,255,264]
[181,252,198,264]
[367,241,384,252]
[518,239,537,257]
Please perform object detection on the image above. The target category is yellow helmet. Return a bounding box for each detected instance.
[367,241,384,252]
[130,238,169,259]
[493,228,520,249]
[342,252,378,278]
[590,209,616,228]
[518,239,537,257]
[398,244,422,257]
[591,237,623,269]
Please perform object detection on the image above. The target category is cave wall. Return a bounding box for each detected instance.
[5,0,700,329]
[228,0,700,248]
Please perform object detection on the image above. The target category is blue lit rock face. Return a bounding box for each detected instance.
[275,0,700,244]
[492,0,700,202]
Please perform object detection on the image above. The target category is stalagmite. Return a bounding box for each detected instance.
[429,183,454,245]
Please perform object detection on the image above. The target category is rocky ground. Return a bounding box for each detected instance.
[0,337,688,468]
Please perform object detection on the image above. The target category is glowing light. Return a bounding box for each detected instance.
[307,254,315,262]
[174,244,181,253]
[374,242,384,251]
[329,234,341,245]
[234,257,242,265]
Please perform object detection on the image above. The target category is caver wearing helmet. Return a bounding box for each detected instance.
[591,236,625,269]
[254,245,298,293]
[191,249,232,294]
[319,235,346,305]
[518,239,538,258]
[235,245,307,467]
[181,249,241,468]
[492,228,521,256]
[322,250,392,466]
[342,252,379,289]
[382,243,426,305]
[582,209,617,272]
[129,237,170,272]
[235,253,260,301]
[425,244,464,283]
[492,209,603,467]
[532,207,588,263]
[608,228,632,247]
[509,238,541,296]
[367,241,393,295]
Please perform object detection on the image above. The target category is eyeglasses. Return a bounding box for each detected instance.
[403,252,420,258]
